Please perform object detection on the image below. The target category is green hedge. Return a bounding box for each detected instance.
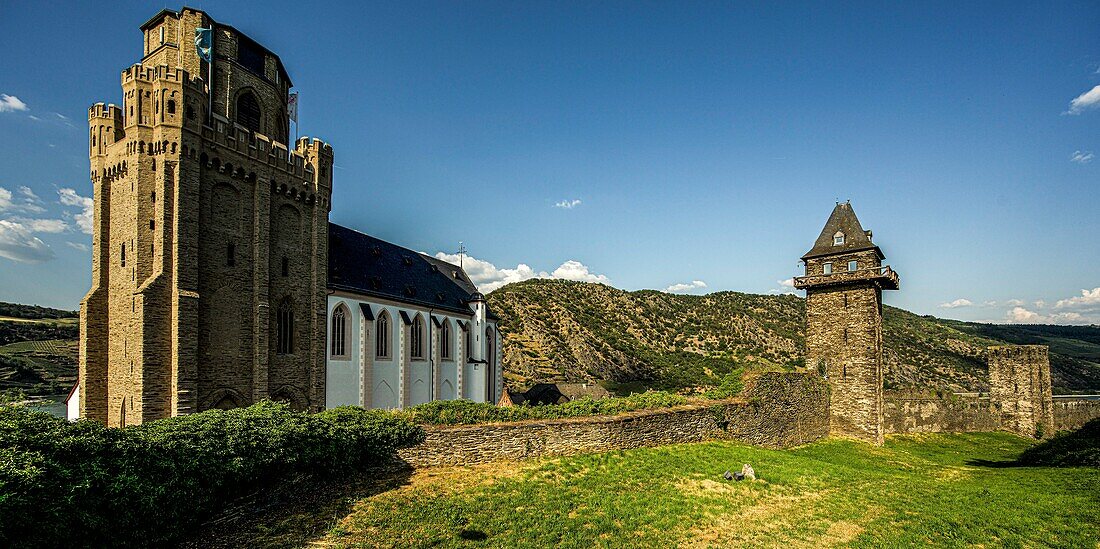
[399,390,688,425]
[0,402,423,547]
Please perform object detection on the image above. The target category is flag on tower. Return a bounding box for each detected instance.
[288,92,299,123]
[194,27,212,62]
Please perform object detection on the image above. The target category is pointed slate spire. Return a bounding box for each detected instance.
[802,202,882,260]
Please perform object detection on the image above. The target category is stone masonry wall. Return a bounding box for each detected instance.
[398,373,829,468]
[1053,398,1100,431]
[883,391,999,434]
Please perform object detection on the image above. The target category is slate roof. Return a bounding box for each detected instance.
[802,202,884,260]
[327,223,489,317]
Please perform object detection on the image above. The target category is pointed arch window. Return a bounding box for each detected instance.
[375,311,391,359]
[330,304,349,358]
[440,320,453,361]
[276,298,294,354]
[410,315,425,360]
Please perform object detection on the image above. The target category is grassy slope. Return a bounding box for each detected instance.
[291,433,1098,547]
[487,279,1100,393]
[0,301,79,395]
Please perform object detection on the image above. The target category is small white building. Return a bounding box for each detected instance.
[324,224,503,409]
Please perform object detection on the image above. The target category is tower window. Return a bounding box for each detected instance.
[149,220,154,230]
[822,262,832,275]
[834,231,845,245]
[281,256,289,277]
[167,100,176,115]
[120,243,126,267]
[226,243,235,267]
[276,298,294,354]
[848,260,858,272]
[186,105,195,120]
[236,92,262,133]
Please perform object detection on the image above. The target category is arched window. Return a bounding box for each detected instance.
[330,304,348,358]
[440,320,452,360]
[276,298,294,354]
[833,231,845,245]
[376,311,390,359]
[465,326,472,362]
[410,315,425,360]
[167,99,176,114]
[236,91,261,133]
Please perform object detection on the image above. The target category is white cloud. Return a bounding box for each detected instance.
[0,94,28,113]
[554,199,582,209]
[58,188,94,234]
[0,220,55,263]
[1055,287,1100,310]
[0,187,13,212]
[939,298,973,309]
[66,241,90,252]
[1066,84,1100,115]
[433,252,609,293]
[18,186,38,200]
[665,280,708,293]
[550,260,611,284]
[12,218,68,233]
[1007,306,1043,323]
[1005,299,1025,307]
[1071,150,1095,164]
[1034,300,1046,309]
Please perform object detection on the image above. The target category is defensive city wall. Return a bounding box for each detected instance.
[398,346,1100,468]
[399,372,830,467]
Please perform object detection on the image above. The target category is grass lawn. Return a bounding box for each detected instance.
[303,433,1099,548]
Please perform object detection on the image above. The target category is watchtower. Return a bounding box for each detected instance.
[794,202,899,444]
[80,8,333,426]
[988,345,1054,438]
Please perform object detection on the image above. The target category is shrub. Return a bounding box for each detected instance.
[0,402,423,547]
[400,391,688,426]
[1016,417,1100,467]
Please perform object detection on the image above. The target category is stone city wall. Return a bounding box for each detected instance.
[398,372,829,467]
[883,391,999,434]
[1053,397,1100,431]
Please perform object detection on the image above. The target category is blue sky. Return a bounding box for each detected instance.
[0,1,1097,324]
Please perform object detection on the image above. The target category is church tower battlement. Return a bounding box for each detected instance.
[794,202,899,444]
[80,7,333,426]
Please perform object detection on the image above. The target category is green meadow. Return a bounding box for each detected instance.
[207,432,1099,547]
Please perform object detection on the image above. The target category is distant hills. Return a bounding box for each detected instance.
[487,280,1100,394]
[0,302,79,396]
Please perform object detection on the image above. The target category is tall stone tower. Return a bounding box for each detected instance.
[80,8,333,426]
[988,345,1054,438]
[794,202,899,444]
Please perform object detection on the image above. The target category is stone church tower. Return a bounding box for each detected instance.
[794,203,899,444]
[80,8,333,426]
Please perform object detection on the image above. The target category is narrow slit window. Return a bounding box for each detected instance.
[226,243,235,267]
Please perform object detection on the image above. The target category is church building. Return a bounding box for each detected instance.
[72,7,502,426]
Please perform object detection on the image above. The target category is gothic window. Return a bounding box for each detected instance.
[834,231,845,245]
[330,304,349,358]
[276,298,294,355]
[186,105,195,120]
[410,315,425,360]
[376,311,391,359]
[465,326,472,362]
[822,262,832,275]
[167,100,176,115]
[848,260,858,272]
[441,320,452,360]
[236,92,262,133]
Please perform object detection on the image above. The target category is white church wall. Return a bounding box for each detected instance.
[326,292,486,410]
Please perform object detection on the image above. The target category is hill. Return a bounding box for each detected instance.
[487,279,1100,394]
[0,301,79,397]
